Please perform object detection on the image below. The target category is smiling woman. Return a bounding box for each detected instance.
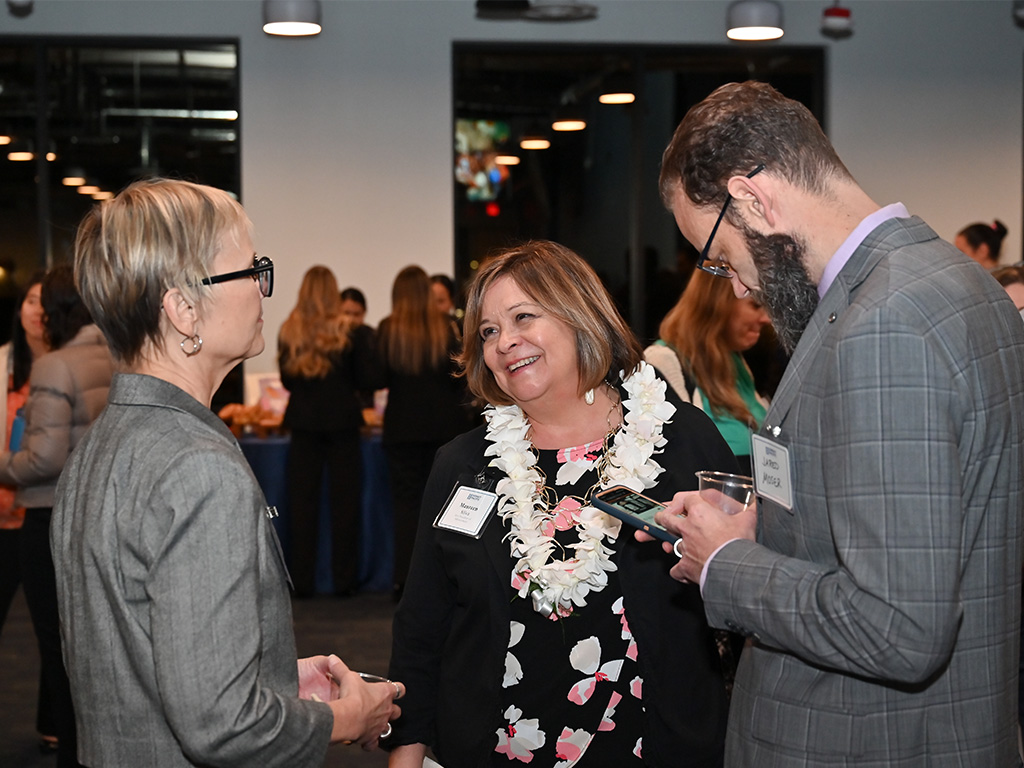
[387,239,738,768]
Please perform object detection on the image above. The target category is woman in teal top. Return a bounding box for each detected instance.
[644,269,770,476]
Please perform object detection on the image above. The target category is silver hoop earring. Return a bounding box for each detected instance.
[180,334,203,357]
[584,388,595,406]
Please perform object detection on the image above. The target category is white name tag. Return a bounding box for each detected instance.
[751,434,793,511]
[433,484,498,538]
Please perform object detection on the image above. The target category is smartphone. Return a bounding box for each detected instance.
[592,485,678,545]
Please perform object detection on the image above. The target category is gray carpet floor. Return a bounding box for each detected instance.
[0,589,395,767]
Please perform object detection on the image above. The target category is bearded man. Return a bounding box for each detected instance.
[652,80,1024,767]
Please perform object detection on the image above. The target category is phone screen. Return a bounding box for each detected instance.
[599,486,663,524]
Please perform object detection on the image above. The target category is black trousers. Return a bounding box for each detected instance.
[0,526,54,737]
[21,508,82,768]
[286,428,362,596]
[386,441,444,590]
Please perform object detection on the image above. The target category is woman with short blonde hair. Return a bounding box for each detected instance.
[54,178,402,767]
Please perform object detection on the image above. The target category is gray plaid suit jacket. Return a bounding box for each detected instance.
[703,217,1024,767]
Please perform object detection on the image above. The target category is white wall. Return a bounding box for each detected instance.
[4,0,1021,375]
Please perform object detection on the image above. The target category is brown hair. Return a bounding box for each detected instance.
[991,264,1024,289]
[659,81,853,214]
[659,269,755,423]
[379,265,452,375]
[278,265,351,378]
[459,240,643,406]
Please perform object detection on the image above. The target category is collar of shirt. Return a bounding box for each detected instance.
[817,202,911,298]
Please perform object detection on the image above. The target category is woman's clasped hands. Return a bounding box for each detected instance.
[298,655,405,750]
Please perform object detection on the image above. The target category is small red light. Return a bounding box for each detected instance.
[485,201,500,217]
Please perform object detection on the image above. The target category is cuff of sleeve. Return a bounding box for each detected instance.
[699,538,742,596]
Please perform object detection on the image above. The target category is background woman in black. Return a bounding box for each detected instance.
[279,265,379,597]
[378,265,473,598]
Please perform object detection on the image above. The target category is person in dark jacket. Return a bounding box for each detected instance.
[279,265,380,597]
[378,265,474,598]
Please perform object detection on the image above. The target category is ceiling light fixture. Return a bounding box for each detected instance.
[262,0,322,37]
[524,0,597,21]
[598,73,636,105]
[551,102,586,132]
[520,136,551,150]
[77,185,101,195]
[494,154,521,165]
[6,0,33,18]
[0,135,11,145]
[727,0,784,41]
[62,167,87,186]
[7,151,33,161]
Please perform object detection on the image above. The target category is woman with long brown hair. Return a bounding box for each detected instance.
[644,269,770,475]
[279,265,379,597]
[378,265,472,598]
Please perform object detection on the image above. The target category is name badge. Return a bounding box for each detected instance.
[751,434,793,511]
[433,484,498,538]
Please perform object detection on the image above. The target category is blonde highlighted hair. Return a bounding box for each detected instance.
[74,177,250,366]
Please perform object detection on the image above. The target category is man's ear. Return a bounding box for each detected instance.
[161,288,198,339]
[727,173,777,229]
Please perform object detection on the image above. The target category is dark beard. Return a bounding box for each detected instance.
[741,225,820,354]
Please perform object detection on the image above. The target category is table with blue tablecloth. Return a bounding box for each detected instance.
[239,430,393,593]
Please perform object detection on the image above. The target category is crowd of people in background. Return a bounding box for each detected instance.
[1,80,1023,768]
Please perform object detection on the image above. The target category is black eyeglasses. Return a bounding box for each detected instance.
[696,164,766,278]
[201,255,274,298]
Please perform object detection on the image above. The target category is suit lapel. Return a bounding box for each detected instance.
[761,216,932,438]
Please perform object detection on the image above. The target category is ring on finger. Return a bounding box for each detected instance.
[381,723,393,739]
[391,681,401,700]
[673,538,684,559]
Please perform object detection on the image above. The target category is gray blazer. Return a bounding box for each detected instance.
[703,217,1024,766]
[51,373,333,767]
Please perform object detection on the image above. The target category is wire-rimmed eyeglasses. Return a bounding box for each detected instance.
[696,164,766,278]
[201,255,274,298]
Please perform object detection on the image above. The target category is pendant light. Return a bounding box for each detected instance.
[263,0,322,37]
[727,0,784,41]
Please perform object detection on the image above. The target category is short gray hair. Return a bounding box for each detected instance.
[74,177,250,366]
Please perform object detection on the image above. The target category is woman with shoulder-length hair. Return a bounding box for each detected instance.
[279,265,379,597]
[51,178,402,768]
[378,264,472,598]
[387,240,735,768]
[644,269,770,476]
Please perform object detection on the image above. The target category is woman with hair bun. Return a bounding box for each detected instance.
[955,220,1008,270]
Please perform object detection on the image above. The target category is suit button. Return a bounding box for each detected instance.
[827,312,837,323]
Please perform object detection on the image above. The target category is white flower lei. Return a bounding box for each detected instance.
[483,361,676,619]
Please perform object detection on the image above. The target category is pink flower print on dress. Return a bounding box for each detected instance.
[567,636,623,705]
[598,691,622,732]
[611,597,639,660]
[629,676,642,699]
[495,705,545,763]
[611,596,633,640]
[504,621,525,689]
[554,438,605,485]
[554,727,593,767]
[552,497,582,532]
